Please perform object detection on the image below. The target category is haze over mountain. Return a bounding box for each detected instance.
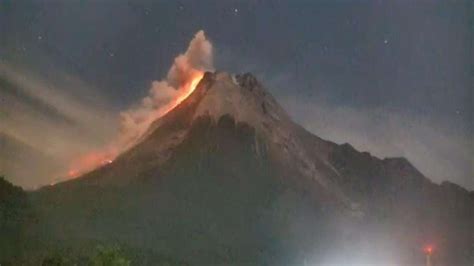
[0,132,61,188]
[10,70,469,265]
[0,62,118,188]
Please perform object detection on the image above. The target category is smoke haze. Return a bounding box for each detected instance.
[0,63,117,188]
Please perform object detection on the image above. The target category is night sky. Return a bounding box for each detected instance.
[0,1,472,189]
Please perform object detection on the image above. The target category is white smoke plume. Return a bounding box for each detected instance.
[118,30,213,149]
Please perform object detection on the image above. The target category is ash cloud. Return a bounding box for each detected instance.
[119,30,213,148]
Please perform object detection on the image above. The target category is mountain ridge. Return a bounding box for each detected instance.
[52,71,470,201]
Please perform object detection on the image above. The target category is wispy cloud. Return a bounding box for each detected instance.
[0,62,117,188]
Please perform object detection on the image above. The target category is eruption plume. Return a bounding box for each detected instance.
[67,30,213,179]
[119,30,213,149]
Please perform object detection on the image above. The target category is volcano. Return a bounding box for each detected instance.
[23,72,473,265]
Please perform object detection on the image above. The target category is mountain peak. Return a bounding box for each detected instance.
[235,72,260,89]
[191,71,290,134]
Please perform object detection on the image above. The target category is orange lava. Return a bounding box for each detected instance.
[67,151,114,178]
[64,72,204,180]
[161,71,204,116]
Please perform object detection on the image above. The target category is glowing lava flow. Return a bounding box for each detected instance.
[67,150,115,178]
[160,72,204,116]
[65,73,204,180]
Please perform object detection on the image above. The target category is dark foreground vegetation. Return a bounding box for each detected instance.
[0,176,185,266]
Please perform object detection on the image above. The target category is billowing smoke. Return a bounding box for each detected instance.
[118,30,213,149]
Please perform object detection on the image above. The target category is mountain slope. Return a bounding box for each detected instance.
[23,72,474,265]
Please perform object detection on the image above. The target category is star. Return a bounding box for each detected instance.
[234,8,239,14]
[37,35,43,40]
[384,39,389,44]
